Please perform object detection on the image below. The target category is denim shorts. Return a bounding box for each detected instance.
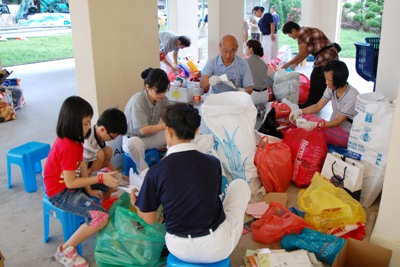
[49,188,107,226]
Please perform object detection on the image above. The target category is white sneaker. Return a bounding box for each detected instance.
[55,245,89,267]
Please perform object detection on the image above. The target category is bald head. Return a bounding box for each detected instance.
[220,34,239,48]
[219,34,238,66]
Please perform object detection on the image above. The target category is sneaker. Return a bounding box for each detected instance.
[55,245,89,267]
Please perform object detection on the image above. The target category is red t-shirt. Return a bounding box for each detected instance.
[44,137,83,197]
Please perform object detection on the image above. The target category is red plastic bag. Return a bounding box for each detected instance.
[299,74,310,105]
[254,136,292,192]
[251,202,311,244]
[283,122,328,187]
[271,100,291,119]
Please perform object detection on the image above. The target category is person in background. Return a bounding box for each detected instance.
[249,15,261,41]
[200,34,254,94]
[245,39,273,106]
[281,21,339,108]
[123,68,170,174]
[289,60,359,148]
[44,96,119,267]
[81,108,127,201]
[252,6,278,62]
[270,5,280,32]
[201,14,208,32]
[130,103,251,264]
[243,19,250,44]
[159,31,191,73]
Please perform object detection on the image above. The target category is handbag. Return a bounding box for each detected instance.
[321,152,364,200]
[251,202,311,244]
[254,136,292,193]
[0,90,16,123]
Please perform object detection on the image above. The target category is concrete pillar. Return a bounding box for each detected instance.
[167,0,199,61]
[301,0,341,42]
[369,0,400,265]
[69,0,159,119]
[207,0,245,59]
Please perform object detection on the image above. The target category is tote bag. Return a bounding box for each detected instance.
[321,152,364,201]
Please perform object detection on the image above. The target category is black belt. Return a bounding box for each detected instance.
[253,87,268,92]
[172,224,219,238]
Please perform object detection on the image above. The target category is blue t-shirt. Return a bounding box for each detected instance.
[135,149,226,235]
[258,13,274,35]
[202,55,254,94]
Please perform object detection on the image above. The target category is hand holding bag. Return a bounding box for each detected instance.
[321,152,364,200]
[251,202,311,244]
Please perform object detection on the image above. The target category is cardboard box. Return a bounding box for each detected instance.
[0,250,5,267]
[332,239,392,267]
[166,85,194,103]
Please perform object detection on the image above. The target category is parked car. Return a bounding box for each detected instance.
[18,13,71,26]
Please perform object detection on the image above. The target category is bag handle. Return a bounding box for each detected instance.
[313,120,326,133]
[331,160,346,182]
[257,135,270,152]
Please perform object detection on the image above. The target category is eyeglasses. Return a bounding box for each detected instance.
[107,131,116,140]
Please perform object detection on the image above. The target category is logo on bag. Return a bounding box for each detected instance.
[364,112,373,123]
[360,127,371,142]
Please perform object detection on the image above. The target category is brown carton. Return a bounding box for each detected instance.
[332,238,392,267]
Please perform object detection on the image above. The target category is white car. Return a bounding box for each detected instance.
[18,13,71,26]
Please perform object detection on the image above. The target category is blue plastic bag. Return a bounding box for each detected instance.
[280,228,345,264]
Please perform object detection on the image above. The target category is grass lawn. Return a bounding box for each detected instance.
[1,28,379,67]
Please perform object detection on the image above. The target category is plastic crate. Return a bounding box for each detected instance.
[365,37,380,51]
[354,42,376,91]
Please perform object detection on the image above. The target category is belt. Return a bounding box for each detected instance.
[172,224,219,238]
[253,87,268,92]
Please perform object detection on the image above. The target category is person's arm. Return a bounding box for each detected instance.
[270,22,276,41]
[173,51,178,68]
[80,161,102,198]
[139,122,166,136]
[302,97,329,114]
[244,86,253,95]
[63,169,119,189]
[200,74,210,88]
[162,58,175,71]
[281,43,308,69]
[130,188,157,225]
[324,114,348,128]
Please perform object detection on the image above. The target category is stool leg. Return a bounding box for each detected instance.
[7,159,12,189]
[43,203,50,243]
[34,161,42,173]
[23,155,38,193]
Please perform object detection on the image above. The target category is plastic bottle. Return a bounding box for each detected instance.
[192,83,201,103]
[185,57,199,73]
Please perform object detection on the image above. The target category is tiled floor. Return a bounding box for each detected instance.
[0,55,377,266]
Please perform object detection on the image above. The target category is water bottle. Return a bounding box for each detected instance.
[192,84,201,103]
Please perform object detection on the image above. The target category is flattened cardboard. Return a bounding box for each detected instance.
[263,192,288,207]
[332,238,392,267]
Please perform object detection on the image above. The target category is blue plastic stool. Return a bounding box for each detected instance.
[43,195,83,255]
[167,253,230,267]
[7,141,51,192]
[123,148,160,175]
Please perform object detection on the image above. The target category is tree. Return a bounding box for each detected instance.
[347,0,384,32]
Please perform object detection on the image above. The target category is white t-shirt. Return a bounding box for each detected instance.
[322,83,359,133]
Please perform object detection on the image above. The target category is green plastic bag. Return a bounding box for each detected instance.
[94,193,167,267]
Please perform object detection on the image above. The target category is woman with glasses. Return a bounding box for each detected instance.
[123,68,170,173]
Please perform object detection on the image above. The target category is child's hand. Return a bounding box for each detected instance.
[88,189,103,200]
[102,171,119,188]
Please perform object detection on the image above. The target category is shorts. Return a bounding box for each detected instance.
[49,188,107,226]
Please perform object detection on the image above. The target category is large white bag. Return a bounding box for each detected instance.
[201,92,261,193]
[272,70,299,104]
[347,92,395,207]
